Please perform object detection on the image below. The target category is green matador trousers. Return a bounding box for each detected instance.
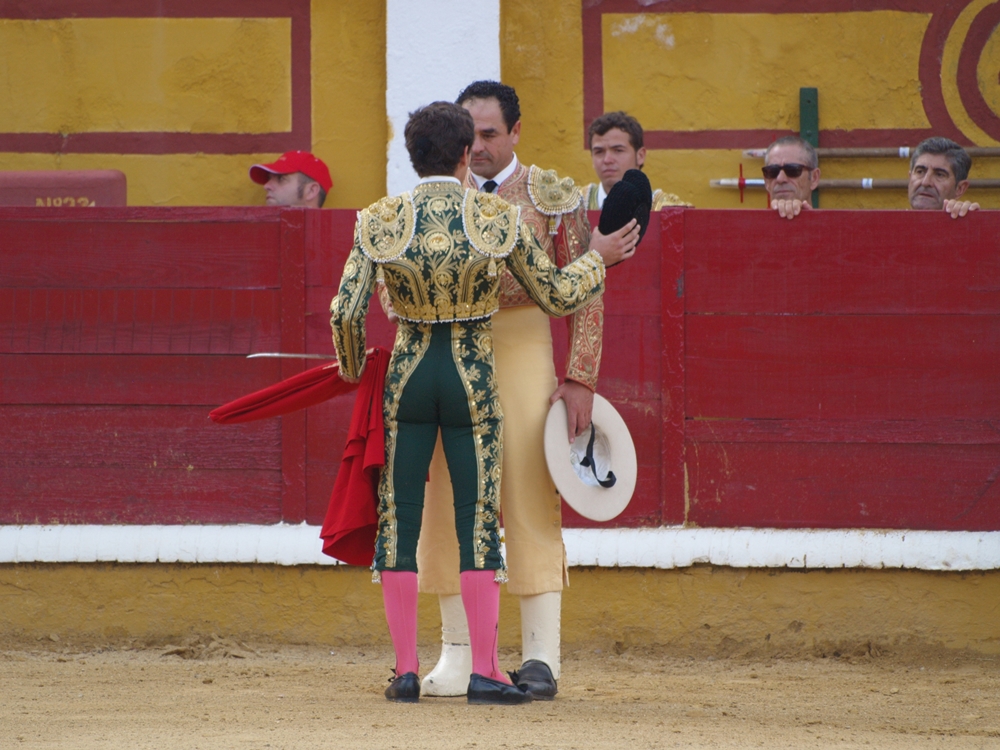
[373,319,505,575]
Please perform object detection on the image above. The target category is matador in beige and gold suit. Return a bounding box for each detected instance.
[411,81,639,701]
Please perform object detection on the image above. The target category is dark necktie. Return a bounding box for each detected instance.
[482,180,497,193]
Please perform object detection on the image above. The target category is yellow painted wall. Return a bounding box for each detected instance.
[0,1,386,208]
[502,1,1000,210]
[1,2,996,208]
[2,565,998,657]
[0,18,292,134]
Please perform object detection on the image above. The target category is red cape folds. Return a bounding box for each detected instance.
[209,358,357,424]
[319,348,389,566]
[209,348,390,566]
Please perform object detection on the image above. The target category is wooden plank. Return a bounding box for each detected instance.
[686,315,1000,420]
[0,207,284,223]
[686,418,1000,445]
[0,218,281,289]
[279,210,308,523]
[661,209,686,525]
[0,405,281,470]
[0,288,281,354]
[304,208,358,288]
[683,209,1000,314]
[601,208,664,315]
[0,468,282,525]
[1,354,282,405]
[684,442,1000,530]
[598,315,662,400]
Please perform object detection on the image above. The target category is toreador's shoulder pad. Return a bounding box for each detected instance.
[463,189,521,258]
[527,165,582,216]
[357,193,416,262]
[653,189,694,209]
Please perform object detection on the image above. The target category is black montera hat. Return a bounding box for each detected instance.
[598,169,652,246]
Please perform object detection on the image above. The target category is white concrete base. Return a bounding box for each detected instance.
[1,525,998,570]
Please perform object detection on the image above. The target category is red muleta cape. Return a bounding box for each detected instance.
[209,348,390,566]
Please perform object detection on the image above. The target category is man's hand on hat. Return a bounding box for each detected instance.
[550,380,595,441]
[590,219,640,266]
[771,198,810,219]
[943,199,980,218]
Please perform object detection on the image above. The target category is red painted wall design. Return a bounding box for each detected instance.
[1,207,998,531]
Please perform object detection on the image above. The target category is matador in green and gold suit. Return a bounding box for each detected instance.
[331,101,623,705]
[330,178,606,580]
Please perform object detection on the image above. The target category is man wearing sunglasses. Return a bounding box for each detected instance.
[762,136,820,220]
[908,137,980,218]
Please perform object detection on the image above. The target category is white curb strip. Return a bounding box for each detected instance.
[1,525,997,570]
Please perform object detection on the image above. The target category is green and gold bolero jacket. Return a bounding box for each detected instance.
[330,179,607,380]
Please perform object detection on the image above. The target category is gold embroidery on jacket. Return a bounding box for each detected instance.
[527,165,582,216]
[371,182,520,325]
[358,193,416,261]
[463,191,520,258]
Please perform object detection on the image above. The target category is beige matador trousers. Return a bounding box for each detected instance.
[416,304,568,595]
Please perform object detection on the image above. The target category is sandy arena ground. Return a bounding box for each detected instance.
[2,636,998,750]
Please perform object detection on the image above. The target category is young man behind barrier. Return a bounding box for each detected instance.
[584,111,690,210]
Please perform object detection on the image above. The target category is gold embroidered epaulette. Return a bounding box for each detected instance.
[358,193,416,262]
[527,165,582,216]
[653,189,693,210]
[463,190,521,263]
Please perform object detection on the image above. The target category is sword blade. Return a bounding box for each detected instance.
[247,353,336,360]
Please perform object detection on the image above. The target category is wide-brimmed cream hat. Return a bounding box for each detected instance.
[544,394,637,522]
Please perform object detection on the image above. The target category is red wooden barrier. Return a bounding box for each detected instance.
[1,207,998,531]
[678,209,1000,531]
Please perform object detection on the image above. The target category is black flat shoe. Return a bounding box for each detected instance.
[385,671,420,702]
[467,673,533,704]
[509,659,558,700]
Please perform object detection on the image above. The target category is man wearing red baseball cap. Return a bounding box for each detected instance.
[249,151,333,208]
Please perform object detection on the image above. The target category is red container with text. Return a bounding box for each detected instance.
[0,170,127,207]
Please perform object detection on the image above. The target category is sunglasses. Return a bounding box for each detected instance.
[761,163,813,179]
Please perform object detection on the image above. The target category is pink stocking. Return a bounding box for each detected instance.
[460,569,510,684]
[382,570,419,676]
